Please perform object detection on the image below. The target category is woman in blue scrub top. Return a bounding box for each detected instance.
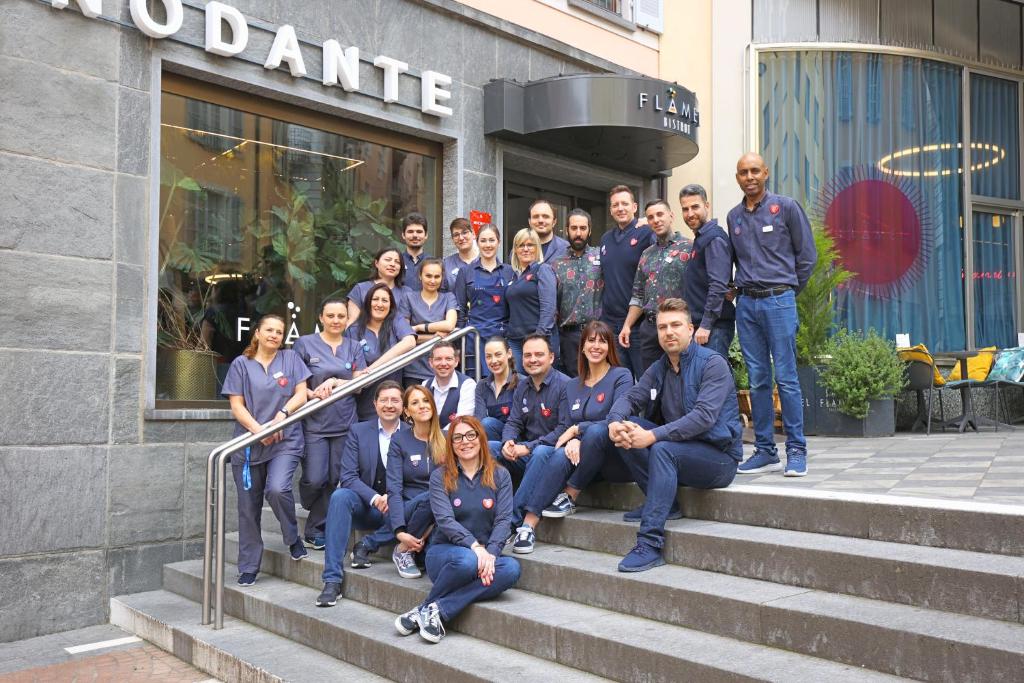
[387,385,448,579]
[394,416,519,643]
[291,299,366,549]
[345,283,417,420]
[454,224,514,377]
[473,337,521,441]
[505,227,557,372]
[222,314,312,586]
[347,247,413,324]
[513,320,634,554]
[405,258,458,386]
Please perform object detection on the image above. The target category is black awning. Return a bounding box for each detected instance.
[484,74,699,177]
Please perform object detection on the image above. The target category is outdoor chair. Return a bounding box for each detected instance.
[898,345,947,434]
[986,346,1024,425]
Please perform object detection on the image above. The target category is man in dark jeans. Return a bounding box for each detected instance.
[605,299,743,572]
[727,153,817,477]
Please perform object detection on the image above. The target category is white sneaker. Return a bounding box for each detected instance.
[392,546,422,579]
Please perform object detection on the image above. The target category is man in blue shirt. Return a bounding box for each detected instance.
[401,212,433,291]
[606,299,742,572]
[679,184,736,360]
[727,153,817,477]
[529,198,570,263]
[600,185,656,378]
[441,217,477,292]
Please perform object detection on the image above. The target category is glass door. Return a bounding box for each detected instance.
[971,208,1021,348]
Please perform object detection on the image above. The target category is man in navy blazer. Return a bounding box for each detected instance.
[316,380,407,607]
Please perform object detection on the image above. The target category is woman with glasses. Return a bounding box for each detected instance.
[394,416,519,644]
[505,227,557,372]
[347,247,413,324]
[405,257,458,387]
[474,337,521,441]
[454,224,514,377]
[442,217,478,292]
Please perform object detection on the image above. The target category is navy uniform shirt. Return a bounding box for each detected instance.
[402,251,434,292]
[682,219,736,329]
[726,191,817,292]
[541,235,571,263]
[559,366,633,436]
[405,290,458,381]
[501,367,571,450]
[442,252,476,293]
[454,258,515,338]
[599,219,656,322]
[348,280,412,322]
[385,428,438,530]
[429,464,513,557]
[505,262,557,340]
[291,333,365,437]
[474,374,522,421]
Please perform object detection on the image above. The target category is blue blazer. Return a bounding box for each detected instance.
[339,420,409,507]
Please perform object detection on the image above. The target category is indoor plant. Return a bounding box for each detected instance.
[817,329,906,437]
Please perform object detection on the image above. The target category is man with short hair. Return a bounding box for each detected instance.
[679,184,736,360]
[606,299,742,572]
[493,335,570,553]
[618,199,693,376]
[423,341,476,429]
[551,208,603,376]
[600,185,655,377]
[441,217,478,292]
[529,198,570,263]
[316,381,407,607]
[401,212,433,291]
[728,153,817,477]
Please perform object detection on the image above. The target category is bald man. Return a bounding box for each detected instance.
[727,153,816,477]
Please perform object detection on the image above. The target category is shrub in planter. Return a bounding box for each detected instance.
[820,329,906,420]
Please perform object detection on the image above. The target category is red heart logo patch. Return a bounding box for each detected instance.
[277,377,288,387]
[501,406,510,416]
[525,274,534,281]
[541,408,552,418]
[769,204,780,215]
[453,498,462,507]
[482,498,494,509]
[597,392,605,403]
[630,238,638,246]
[492,295,501,303]
[449,413,457,422]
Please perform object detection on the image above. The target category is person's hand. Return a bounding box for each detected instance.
[474,546,496,585]
[312,380,334,400]
[555,425,578,448]
[694,327,710,346]
[396,532,424,552]
[352,368,368,378]
[627,427,656,449]
[373,494,388,513]
[618,326,631,349]
[725,287,738,303]
[503,441,527,460]
[565,438,581,465]
[260,416,285,446]
[608,421,632,448]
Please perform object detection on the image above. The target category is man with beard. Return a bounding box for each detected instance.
[551,209,603,377]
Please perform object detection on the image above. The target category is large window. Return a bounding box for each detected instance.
[157,78,440,405]
[761,50,1024,351]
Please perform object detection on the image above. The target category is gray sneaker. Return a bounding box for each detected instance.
[394,607,420,635]
[512,524,536,554]
[392,546,422,579]
[419,602,446,643]
[542,492,577,518]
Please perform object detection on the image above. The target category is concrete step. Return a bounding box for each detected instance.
[578,482,1024,556]
[175,555,900,682]
[110,589,385,682]
[232,532,1024,682]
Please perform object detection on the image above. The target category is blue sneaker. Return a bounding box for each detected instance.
[303,535,325,550]
[737,450,782,474]
[289,540,309,560]
[623,503,683,522]
[618,543,665,572]
[784,451,808,477]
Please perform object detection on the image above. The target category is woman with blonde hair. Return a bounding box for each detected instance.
[505,227,557,371]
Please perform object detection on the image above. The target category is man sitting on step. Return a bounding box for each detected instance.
[316,381,407,607]
[605,298,744,572]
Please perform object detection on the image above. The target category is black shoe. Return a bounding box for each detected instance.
[289,540,309,560]
[237,572,257,586]
[419,602,446,643]
[350,542,372,569]
[316,582,342,607]
[394,607,420,636]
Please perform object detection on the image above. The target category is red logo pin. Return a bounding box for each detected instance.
[525,274,534,281]
[501,406,510,416]
[733,228,741,236]
[769,204,780,215]
[482,498,494,509]
[596,392,606,403]
[492,295,501,303]
[630,238,638,246]
[541,408,552,418]
[453,498,462,507]
[449,413,457,423]
[277,377,288,387]
[680,252,690,262]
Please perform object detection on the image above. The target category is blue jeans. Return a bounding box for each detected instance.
[481,416,506,442]
[422,543,521,621]
[321,488,393,584]
[736,290,806,456]
[300,433,347,538]
[231,453,301,574]
[490,443,557,528]
[638,440,737,548]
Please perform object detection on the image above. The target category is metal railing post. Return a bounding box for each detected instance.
[474,332,482,380]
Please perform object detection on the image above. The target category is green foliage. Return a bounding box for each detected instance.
[728,336,749,390]
[819,329,906,419]
[796,224,855,366]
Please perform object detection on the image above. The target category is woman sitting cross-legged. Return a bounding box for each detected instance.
[394,416,521,644]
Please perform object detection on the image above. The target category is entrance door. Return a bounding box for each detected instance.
[503,171,611,253]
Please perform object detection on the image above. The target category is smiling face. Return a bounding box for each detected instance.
[376,250,402,281]
[609,190,637,227]
[679,194,710,231]
[420,262,443,293]
[656,310,693,356]
[736,153,769,201]
[515,236,538,268]
[522,338,553,379]
[374,386,404,422]
[429,345,457,382]
[484,340,510,376]
[477,228,499,260]
[450,420,481,466]
[319,302,348,336]
[368,289,392,323]
[529,202,555,240]
[404,387,435,425]
[645,202,674,239]
[403,223,427,249]
[255,317,285,352]
[583,332,610,366]
[451,225,475,255]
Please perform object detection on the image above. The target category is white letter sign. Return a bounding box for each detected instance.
[50,0,102,19]
[129,0,183,39]
[205,2,248,57]
[322,40,359,91]
[420,70,452,117]
[373,55,408,103]
[264,24,307,77]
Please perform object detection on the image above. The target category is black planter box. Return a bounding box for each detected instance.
[798,365,822,436]
[816,393,896,437]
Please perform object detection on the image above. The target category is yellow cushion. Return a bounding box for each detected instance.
[897,344,945,386]
[946,347,996,381]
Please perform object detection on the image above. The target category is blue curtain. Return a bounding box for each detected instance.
[971,75,1020,200]
[973,212,1018,348]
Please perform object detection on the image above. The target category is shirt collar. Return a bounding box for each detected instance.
[430,373,460,392]
[377,419,399,436]
[656,231,682,246]
[741,190,773,213]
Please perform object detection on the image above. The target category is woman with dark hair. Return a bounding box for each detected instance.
[347,247,412,323]
[510,320,634,554]
[344,283,416,420]
[505,227,557,372]
[453,224,514,377]
[291,299,366,549]
[473,337,521,441]
[222,314,312,586]
[394,416,519,644]
[405,257,458,386]
[386,385,447,579]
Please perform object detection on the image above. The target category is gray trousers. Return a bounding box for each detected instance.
[232,453,301,574]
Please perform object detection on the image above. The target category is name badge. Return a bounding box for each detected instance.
[650,389,658,401]
[762,225,774,233]
[309,357,321,365]
[272,371,284,379]
[410,453,422,466]
[572,400,582,411]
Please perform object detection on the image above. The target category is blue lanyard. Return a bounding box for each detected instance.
[242,447,252,491]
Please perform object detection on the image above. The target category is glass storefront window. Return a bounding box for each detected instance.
[157,87,439,405]
[973,211,1019,348]
[970,74,1020,200]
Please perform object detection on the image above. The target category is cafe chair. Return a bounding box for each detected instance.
[897,345,947,434]
[986,347,1024,426]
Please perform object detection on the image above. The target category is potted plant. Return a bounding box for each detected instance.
[796,224,854,434]
[729,336,751,426]
[817,329,906,437]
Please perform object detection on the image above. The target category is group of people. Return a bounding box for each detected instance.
[220,152,818,643]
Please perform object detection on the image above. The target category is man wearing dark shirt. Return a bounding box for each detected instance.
[552,208,603,376]
[679,184,736,359]
[727,153,817,477]
[606,299,742,572]
[401,212,433,291]
[600,185,656,378]
[529,198,570,263]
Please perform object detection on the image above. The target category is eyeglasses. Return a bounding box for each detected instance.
[452,230,473,239]
[451,430,479,444]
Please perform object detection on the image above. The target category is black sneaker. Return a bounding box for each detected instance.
[394,607,420,636]
[350,542,372,569]
[237,572,257,586]
[289,540,309,560]
[542,492,577,518]
[316,582,342,607]
[418,602,446,643]
[512,524,535,554]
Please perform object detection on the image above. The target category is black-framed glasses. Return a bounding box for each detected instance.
[451,430,479,444]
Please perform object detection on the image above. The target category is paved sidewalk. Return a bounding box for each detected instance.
[0,624,212,682]
[740,432,1024,506]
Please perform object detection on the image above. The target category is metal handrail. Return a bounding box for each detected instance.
[460,331,483,381]
[202,326,477,628]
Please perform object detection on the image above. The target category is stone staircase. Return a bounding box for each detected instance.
[111,484,1024,681]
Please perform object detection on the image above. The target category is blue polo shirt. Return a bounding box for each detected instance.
[505,262,557,340]
[500,367,570,450]
[682,219,736,329]
[402,250,434,291]
[442,252,476,292]
[599,219,655,322]
[726,191,816,292]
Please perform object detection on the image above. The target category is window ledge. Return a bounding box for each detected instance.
[145,408,234,421]
[567,0,636,31]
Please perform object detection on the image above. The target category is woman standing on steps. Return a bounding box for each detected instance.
[473,337,522,441]
[454,223,514,377]
[387,385,447,579]
[395,416,520,644]
[222,314,312,587]
[505,227,558,372]
[292,299,366,550]
[404,257,458,388]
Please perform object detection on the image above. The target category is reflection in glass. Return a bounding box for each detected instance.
[970,74,1020,200]
[973,212,1019,348]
